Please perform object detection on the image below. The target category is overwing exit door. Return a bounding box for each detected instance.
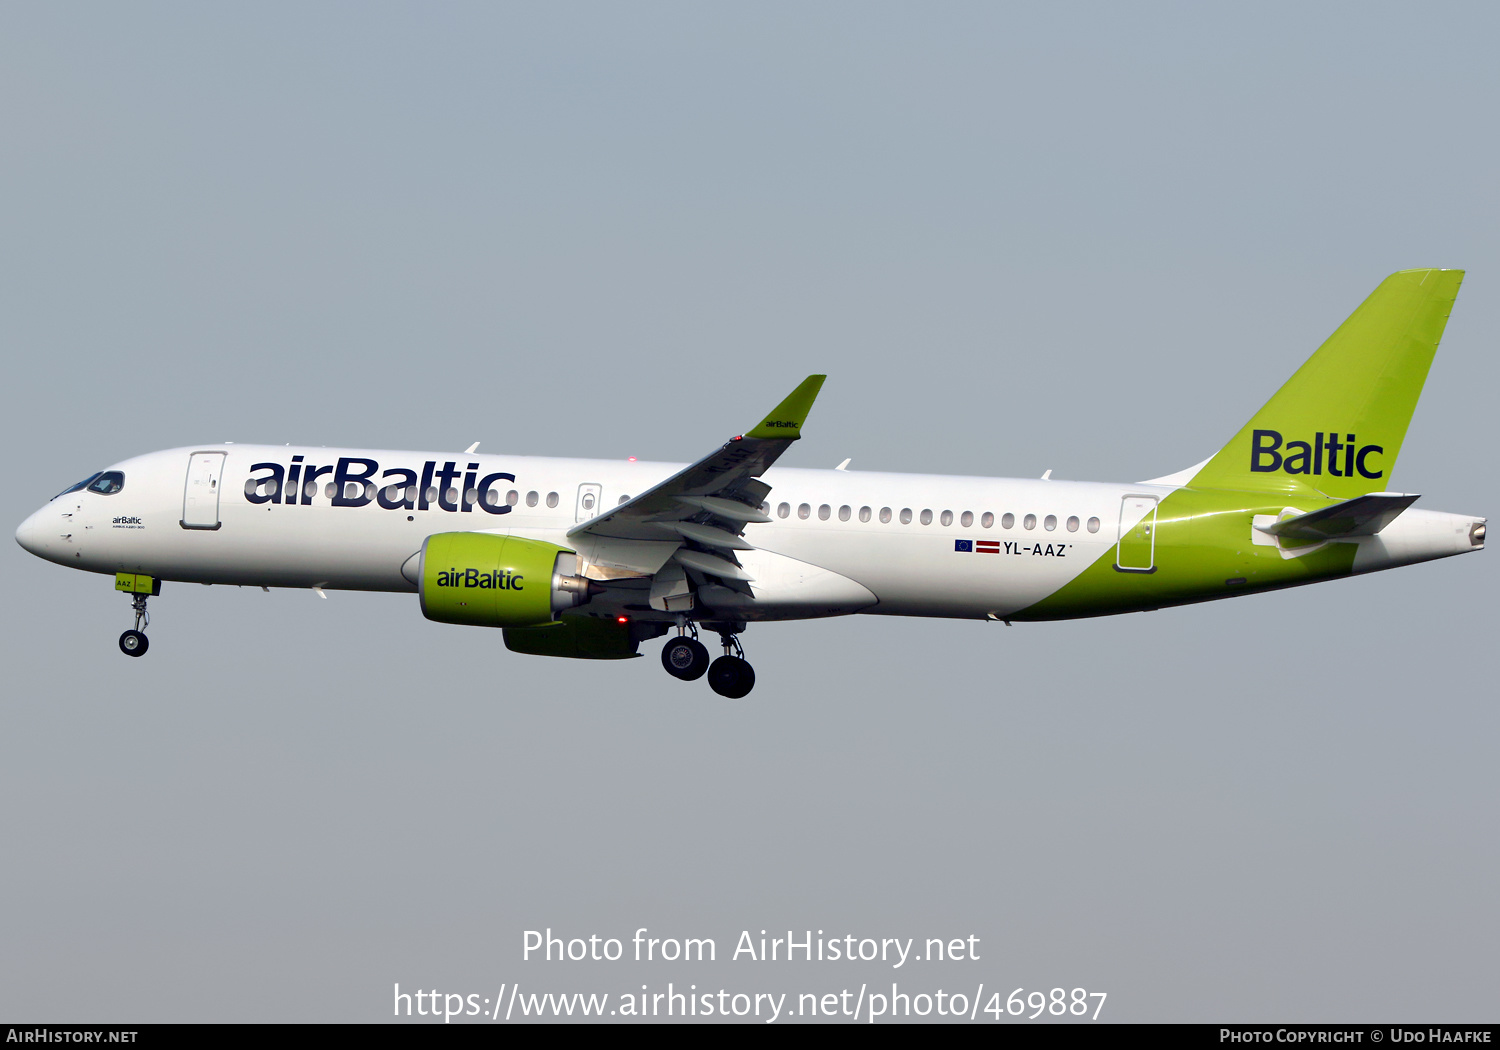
[576,483,602,523]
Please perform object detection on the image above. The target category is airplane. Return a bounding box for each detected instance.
[14,269,1485,698]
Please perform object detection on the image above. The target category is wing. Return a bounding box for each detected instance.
[566,375,825,605]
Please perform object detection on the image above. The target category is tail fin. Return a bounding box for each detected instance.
[1188,268,1464,499]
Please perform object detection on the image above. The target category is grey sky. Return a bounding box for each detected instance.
[2,3,1496,1022]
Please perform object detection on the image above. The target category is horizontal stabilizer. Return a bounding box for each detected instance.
[1255,492,1420,541]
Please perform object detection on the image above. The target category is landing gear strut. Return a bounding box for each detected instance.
[119,593,150,657]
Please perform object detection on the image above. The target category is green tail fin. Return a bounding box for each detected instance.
[1189,269,1464,499]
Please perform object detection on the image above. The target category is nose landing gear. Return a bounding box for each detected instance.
[114,573,158,657]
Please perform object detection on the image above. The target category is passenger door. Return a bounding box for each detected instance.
[1115,495,1158,572]
[181,451,226,530]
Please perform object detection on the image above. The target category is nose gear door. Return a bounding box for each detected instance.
[181,451,226,530]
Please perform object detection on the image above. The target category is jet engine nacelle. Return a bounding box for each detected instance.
[418,532,596,627]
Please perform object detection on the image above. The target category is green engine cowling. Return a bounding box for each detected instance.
[419,532,596,627]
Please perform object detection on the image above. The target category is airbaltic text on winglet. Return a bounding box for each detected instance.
[1250,430,1384,479]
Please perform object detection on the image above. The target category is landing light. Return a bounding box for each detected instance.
[616,616,629,624]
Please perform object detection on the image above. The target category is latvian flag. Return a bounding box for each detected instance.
[955,539,1000,554]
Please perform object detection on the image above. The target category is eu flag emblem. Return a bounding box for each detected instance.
[955,540,973,552]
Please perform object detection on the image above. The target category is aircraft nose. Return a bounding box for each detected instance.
[16,505,56,559]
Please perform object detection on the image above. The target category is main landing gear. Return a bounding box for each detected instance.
[661,619,755,698]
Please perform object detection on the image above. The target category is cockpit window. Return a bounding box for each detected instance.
[54,473,103,500]
[87,471,125,495]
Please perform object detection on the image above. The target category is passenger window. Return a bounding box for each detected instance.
[1024,513,1037,530]
[1044,514,1057,531]
[960,511,973,527]
[1087,516,1101,533]
[485,489,501,507]
[859,506,872,522]
[919,509,932,525]
[880,507,893,523]
[506,490,519,506]
[546,492,559,508]
[838,505,851,521]
[900,508,913,524]
[1001,512,1014,529]
[981,512,994,528]
[423,486,437,504]
[526,491,539,507]
[798,503,811,519]
[1067,516,1080,532]
[778,502,790,519]
[940,510,953,526]
[760,502,770,514]
[818,504,831,520]
[619,495,630,505]
[463,488,477,506]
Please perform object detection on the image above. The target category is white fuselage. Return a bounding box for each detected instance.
[15,443,1482,624]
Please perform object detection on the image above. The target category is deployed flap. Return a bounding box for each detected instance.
[568,375,826,546]
[1256,492,1420,541]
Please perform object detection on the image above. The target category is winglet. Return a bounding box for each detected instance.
[746,375,826,440]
